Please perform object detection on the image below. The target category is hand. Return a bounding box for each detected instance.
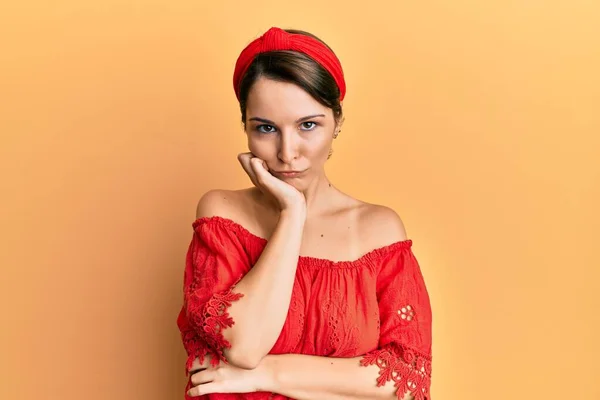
[187,356,270,397]
[237,152,306,212]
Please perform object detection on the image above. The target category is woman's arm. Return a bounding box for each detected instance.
[257,354,414,400]
[197,190,306,369]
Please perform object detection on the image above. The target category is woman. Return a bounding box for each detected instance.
[177,27,433,400]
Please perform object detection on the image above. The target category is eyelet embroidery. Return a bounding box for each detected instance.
[398,305,415,321]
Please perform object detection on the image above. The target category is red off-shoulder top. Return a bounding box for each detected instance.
[177,216,432,400]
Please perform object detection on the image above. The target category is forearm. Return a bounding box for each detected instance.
[259,354,414,400]
[223,210,305,367]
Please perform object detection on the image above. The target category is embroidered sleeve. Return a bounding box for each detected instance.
[176,219,251,374]
[360,244,433,400]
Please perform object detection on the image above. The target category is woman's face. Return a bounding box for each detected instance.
[244,77,337,190]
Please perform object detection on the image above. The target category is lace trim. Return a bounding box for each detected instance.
[360,344,432,400]
[186,285,244,373]
[182,330,201,374]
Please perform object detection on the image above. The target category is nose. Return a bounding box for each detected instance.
[277,130,299,164]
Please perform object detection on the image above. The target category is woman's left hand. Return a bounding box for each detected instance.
[187,356,269,397]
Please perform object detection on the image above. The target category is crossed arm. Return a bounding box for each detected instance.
[187,353,414,400]
[257,353,414,400]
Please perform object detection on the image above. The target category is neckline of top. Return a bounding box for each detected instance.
[192,215,413,269]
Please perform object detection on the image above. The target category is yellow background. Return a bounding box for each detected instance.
[1,1,599,399]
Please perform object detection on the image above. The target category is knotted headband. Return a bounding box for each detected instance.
[232,27,346,101]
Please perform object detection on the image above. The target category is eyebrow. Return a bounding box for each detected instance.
[248,114,326,124]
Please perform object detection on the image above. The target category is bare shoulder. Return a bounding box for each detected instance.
[195,188,249,220]
[195,187,278,237]
[357,203,408,247]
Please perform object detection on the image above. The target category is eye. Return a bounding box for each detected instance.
[256,124,277,134]
[300,121,318,131]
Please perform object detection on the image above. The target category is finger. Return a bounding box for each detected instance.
[250,157,271,185]
[250,156,269,172]
[188,356,210,374]
[237,153,259,187]
[187,382,221,397]
[189,358,204,373]
[190,369,215,386]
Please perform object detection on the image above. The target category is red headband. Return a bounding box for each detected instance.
[232,27,346,101]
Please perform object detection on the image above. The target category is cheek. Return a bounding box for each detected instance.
[306,136,332,158]
[247,137,275,159]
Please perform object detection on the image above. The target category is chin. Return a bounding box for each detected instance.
[276,176,308,191]
[279,177,303,187]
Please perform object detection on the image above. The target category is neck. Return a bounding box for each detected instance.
[299,171,340,218]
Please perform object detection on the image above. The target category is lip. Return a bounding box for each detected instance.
[273,170,306,178]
